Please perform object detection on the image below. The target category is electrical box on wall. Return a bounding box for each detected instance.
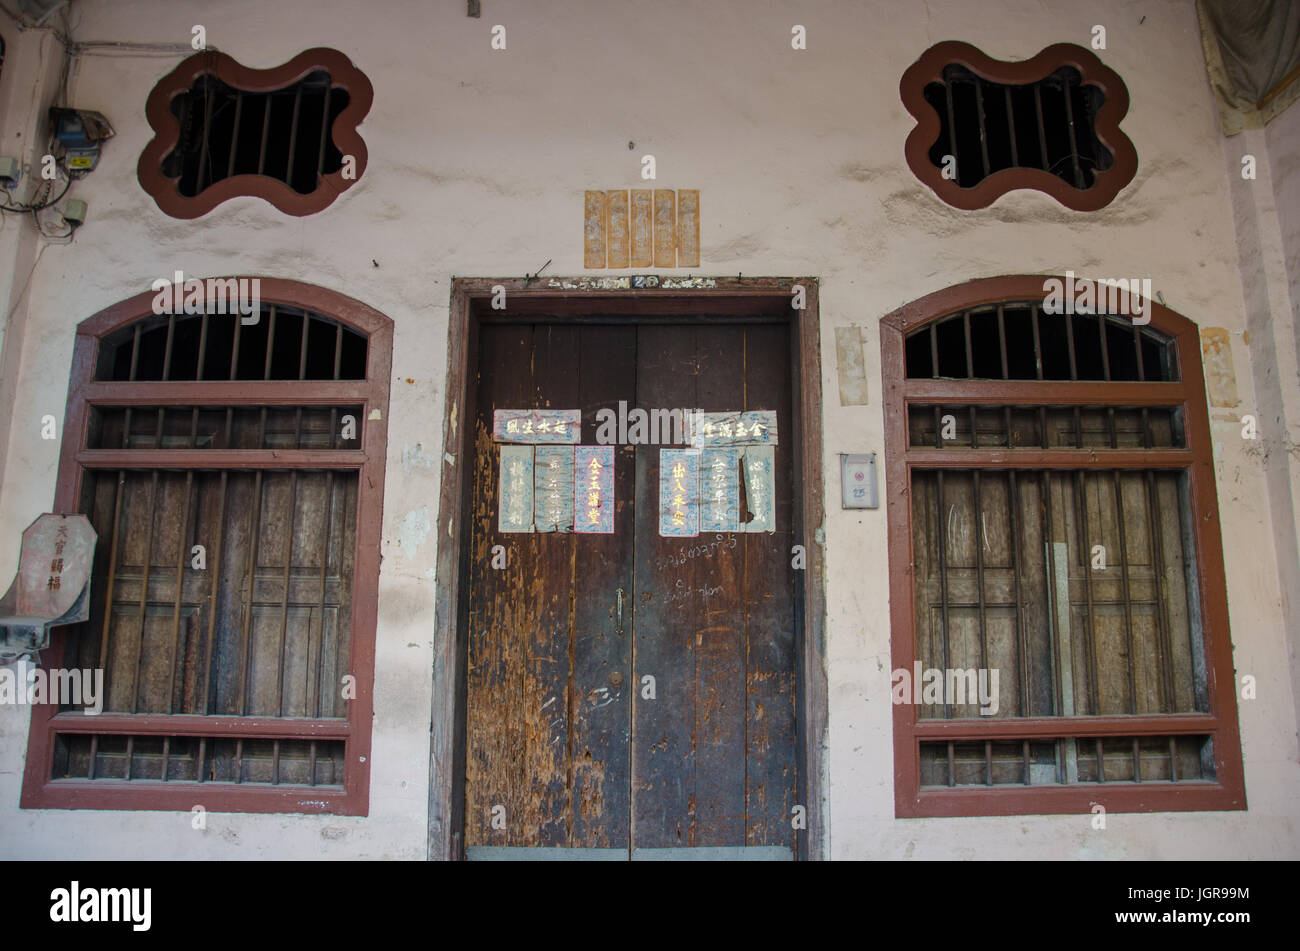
[49,107,114,172]
[840,453,878,509]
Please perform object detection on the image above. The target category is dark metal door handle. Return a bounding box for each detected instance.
[615,587,625,636]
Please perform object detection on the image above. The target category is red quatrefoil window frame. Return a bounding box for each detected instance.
[900,42,1138,211]
[138,48,373,219]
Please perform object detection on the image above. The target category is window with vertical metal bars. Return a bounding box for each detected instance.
[900,42,1137,210]
[924,65,1111,190]
[163,70,348,198]
[882,278,1245,818]
[138,49,372,218]
[23,283,391,815]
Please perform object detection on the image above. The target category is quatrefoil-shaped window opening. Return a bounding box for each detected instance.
[901,42,1137,211]
[139,49,373,219]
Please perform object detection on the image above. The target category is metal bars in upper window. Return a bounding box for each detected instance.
[923,65,1112,190]
[903,303,1178,382]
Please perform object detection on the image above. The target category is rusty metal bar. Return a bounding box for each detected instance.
[1060,74,1086,189]
[330,322,343,448]
[195,472,226,711]
[316,84,333,176]
[1095,737,1105,782]
[295,312,310,448]
[936,471,952,718]
[1007,470,1028,715]
[973,77,991,180]
[984,741,993,785]
[996,306,1011,443]
[260,306,278,449]
[235,738,244,784]
[237,471,264,716]
[1146,470,1176,711]
[1133,736,1142,782]
[972,470,989,678]
[1030,304,1044,381]
[1004,86,1019,167]
[284,84,304,187]
[130,471,160,714]
[155,314,177,445]
[963,312,974,380]
[1112,470,1138,715]
[1169,736,1178,781]
[263,305,278,382]
[1075,470,1101,714]
[166,470,195,714]
[1098,315,1112,381]
[226,91,243,180]
[161,737,170,782]
[947,741,955,787]
[275,472,299,717]
[195,77,216,193]
[197,736,206,783]
[1022,739,1031,784]
[308,740,317,787]
[196,313,210,382]
[1033,84,1050,171]
[124,736,134,780]
[1043,471,1064,717]
[1031,305,1049,445]
[963,313,979,448]
[314,471,335,717]
[226,311,243,442]
[943,74,961,184]
[256,95,272,175]
[929,323,940,380]
[273,739,281,785]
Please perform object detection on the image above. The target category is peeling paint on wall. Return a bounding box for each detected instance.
[1201,328,1241,407]
[834,326,869,406]
[401,442,438,470]
[397,506,432,554]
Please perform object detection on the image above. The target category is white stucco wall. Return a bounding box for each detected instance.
[0,0,1296,859]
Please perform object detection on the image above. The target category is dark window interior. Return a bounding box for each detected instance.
[923,65,1113,189]
[904,305,1177,382]
[162,70,350,197]
[96,307,368,382]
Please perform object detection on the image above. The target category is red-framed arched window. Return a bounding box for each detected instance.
[21,278,391,815]
[881,275,1245,818]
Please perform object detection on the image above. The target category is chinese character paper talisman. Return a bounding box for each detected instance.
[659,448,701,537]
[575,445,614,534]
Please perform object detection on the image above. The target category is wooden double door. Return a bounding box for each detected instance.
[463,320,798,859]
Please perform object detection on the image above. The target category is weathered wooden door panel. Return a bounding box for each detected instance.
[631,323,796,852]
[466,324,636,848]
[465,320,796,857]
